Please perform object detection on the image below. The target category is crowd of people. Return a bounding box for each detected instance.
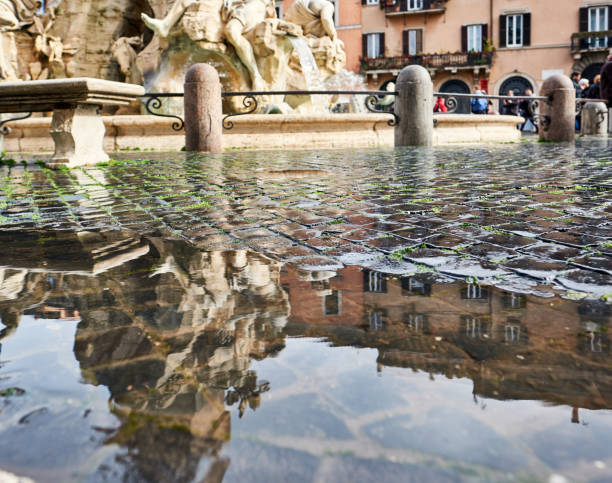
[433,85,538,132]
[432,50,612,134]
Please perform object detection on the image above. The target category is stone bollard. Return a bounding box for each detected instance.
[395,65,433,147]
[581,101,608,136]
[538,74,576,142]
[184,63,222,153]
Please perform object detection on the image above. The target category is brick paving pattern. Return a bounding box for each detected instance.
[0,141,611,299]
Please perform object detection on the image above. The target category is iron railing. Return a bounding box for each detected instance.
[361,52,493,72]
[570,30,612,52]
[142,90,400,130]
[383,0,445,15]
[0,112,32,135]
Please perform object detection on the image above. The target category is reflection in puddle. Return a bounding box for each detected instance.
[0,231,610,482]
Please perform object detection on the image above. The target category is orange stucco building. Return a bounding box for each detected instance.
[281,0,611,110]
[357,0,610,103]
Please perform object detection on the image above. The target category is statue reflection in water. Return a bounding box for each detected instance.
[0,230,611,480]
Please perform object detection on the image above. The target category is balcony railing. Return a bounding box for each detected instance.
[570,30,612,53]
[361,51,493,72]
[383,0,445,15]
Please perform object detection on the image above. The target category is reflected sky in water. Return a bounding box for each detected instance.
[0,232,610,482]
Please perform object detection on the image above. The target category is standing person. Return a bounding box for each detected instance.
[601,50,612,104]
[578,78,589,98]
[586,75,601,99]
[433,96,448,113]
[470,85,488,114]
[519,88,538,133]
[502,90,519,116]
[571,71,582,99]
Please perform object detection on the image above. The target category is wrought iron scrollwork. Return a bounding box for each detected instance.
[222,95,258,130]
[443,96,458,113]
[0,112,32,135]
[143,95,184,131]
[364,95,398,126]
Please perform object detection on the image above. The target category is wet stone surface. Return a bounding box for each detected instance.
[0,140,611,300]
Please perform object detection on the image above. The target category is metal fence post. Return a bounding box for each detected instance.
[539,75,575,143]
[395,65,433,147]
[184,63,222,153]
[581,101,608,136]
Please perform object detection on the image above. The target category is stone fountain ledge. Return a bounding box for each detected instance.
[1,113,524,153]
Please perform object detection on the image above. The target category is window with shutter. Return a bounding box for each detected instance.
[588,6,609,49]
[467,25,483,52]
[364,33,384,58]
[402,29,421,55]
[506,14,523,47]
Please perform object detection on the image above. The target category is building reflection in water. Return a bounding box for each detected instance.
[0,230,610,479]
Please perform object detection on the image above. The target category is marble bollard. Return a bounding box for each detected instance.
[581,102,608,136]
[395,65,434,147]
[184,64,223,153]
[539,75,575,143]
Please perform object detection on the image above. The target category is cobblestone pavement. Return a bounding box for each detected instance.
[1,140,611,299]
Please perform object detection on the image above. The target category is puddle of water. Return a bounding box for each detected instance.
[0,232,610,481]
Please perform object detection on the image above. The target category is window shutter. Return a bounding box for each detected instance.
[523,13,531,46]
[416,29,423,53]
[423,0,432,9]
[482,24,488,44]
[362,34,368,58]
[361,0,367,5]
[380,32,386,57]
[608,7,612,46]
[461,26,468,52]
[499,15,507,47]
[579,7,588,32]
[402,30,409,55]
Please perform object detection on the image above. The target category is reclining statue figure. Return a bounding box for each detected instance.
[284,0,336,40]
[142,0,276,91]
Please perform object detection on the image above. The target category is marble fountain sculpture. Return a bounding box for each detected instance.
[135,0,349,113]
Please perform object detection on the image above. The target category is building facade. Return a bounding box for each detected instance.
[353,0,611,107]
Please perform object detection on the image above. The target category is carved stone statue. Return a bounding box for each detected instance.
[284,0,336,40]
[0,0,40,80]
[143,0,276,90]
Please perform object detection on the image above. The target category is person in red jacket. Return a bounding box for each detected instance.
[434,96,448,113]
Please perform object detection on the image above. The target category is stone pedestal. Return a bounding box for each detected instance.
[581,102,608,136]
[48,105,109,168]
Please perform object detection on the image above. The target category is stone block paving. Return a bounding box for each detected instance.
[0,141,611,299]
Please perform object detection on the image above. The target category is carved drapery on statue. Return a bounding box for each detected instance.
[0,0,75,81]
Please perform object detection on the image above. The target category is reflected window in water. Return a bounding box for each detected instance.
[461,315,491,340]
[364,271,387,293]
[322,290,342,316]
[369,310,384,331]
[461,284,489,301]
[504,324,521,343]
[401,277,432,296]
[502,292,526,310]
[405,313,427,333]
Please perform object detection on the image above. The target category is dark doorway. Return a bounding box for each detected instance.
[582,63,604,83]
[439,79,471,114]
[498,76,534,112]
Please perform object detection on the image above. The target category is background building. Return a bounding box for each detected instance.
[348,0,611,109]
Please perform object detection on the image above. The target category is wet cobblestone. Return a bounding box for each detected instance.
[1,140,611,299]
